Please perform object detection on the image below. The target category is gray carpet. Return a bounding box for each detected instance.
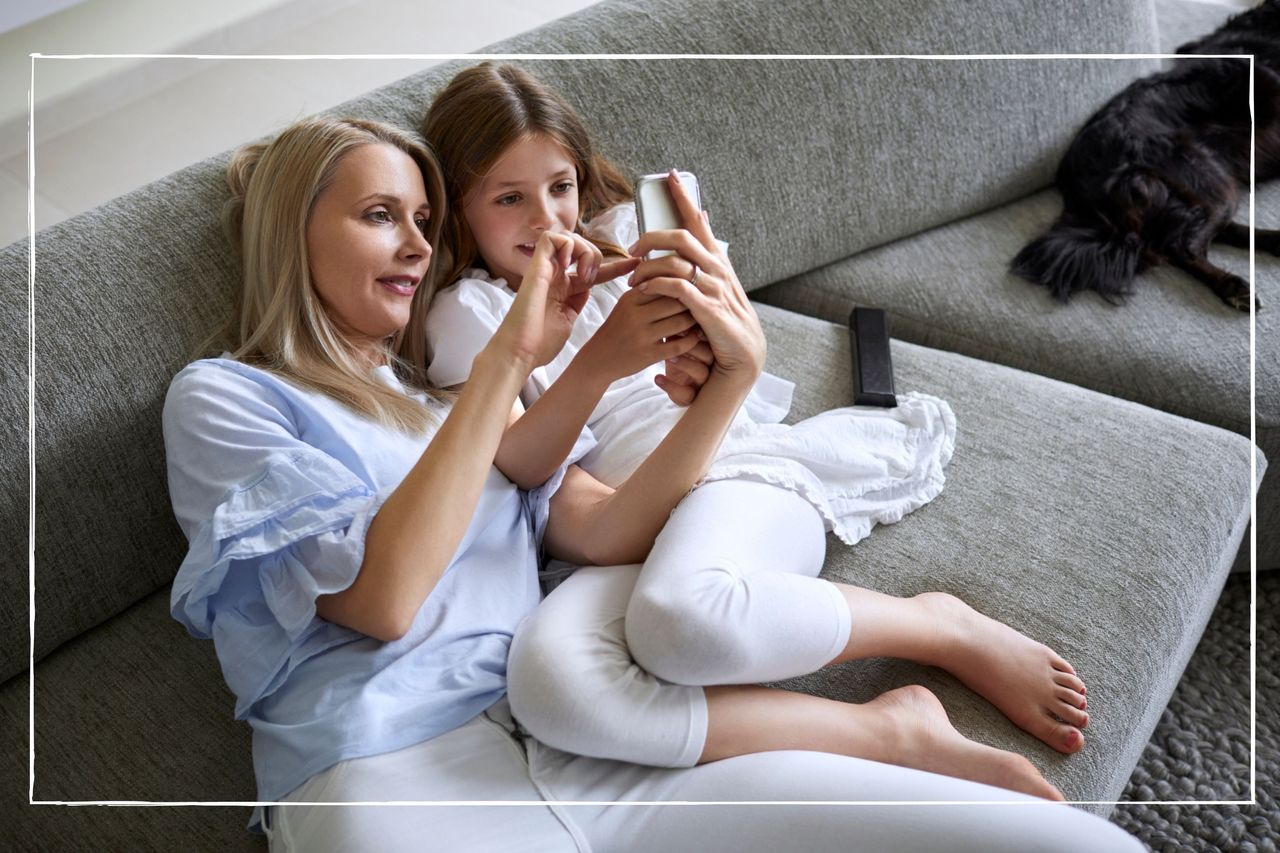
[1111,570,1277,851]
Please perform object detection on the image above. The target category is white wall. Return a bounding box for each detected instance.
[2,0,351,156]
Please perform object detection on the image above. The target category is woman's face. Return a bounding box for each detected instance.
[462,133,580,290]
[306,143,433,360]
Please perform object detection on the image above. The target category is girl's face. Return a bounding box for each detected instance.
[462,133,580,289]
[306,143,433,361]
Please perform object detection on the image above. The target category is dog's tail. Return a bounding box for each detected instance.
[1010,214,1145,305]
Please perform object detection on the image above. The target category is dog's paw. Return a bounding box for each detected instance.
[1224,284,1260,312]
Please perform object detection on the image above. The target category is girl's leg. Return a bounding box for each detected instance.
[829,586,1091,754]
[624,479,845,685]
[529,738,1146,853]
[508,564,1060,800]
[624,479,1089,754]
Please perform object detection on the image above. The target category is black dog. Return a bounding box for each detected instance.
[1011,0,1280,311]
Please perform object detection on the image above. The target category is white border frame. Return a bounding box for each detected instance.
[24,48,1264,809]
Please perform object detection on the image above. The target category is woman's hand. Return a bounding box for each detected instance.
[490,231,640,372]
[627,171,765,386]
[577,287,702,386]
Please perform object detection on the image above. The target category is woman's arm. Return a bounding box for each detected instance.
[315,232,601,641]
[316,348,530,641]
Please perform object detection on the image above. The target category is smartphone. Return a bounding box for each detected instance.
[635,171,701,258]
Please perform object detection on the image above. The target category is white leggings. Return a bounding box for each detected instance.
[267,696,1145,853]
[624,478,847,685]
[508,478,847,765]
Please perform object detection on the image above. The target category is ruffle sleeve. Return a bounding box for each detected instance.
[171,448,391,719]
[164,360,401,719]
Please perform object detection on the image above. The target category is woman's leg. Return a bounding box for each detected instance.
[508,564,1060,800]
[267,700,586,853]
[528,738,1146,853]
[624,479,1089,754]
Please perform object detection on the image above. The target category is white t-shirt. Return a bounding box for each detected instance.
[425,203,958,545]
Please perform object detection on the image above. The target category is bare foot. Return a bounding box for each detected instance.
[866,685,1065,801]
[918,592,1089,755]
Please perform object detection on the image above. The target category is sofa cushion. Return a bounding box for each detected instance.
[1155,0,1237,55]
[2,588,262,850]
[342,0,1160,294]
[0,0,1162,685]
[755,304,1260,810]
[13,306,1257,845]
[756,180,1279,569]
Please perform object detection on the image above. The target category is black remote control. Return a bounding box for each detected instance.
[849,307,897,407]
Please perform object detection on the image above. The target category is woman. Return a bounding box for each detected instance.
[164,115,1143,851]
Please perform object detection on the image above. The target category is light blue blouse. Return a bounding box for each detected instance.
[163,358,587,830]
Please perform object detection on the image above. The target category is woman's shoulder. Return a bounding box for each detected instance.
[169,356,288,402]
[165,357,303,434]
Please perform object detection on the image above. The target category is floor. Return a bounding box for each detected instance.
[2,0,1253,250]
[2,0,600,248]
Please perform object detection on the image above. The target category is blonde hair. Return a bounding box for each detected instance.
[421,62,634,290]
[207,116,450,433]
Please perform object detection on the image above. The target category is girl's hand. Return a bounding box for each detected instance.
[627,171,765,384]
[656,337,713,406]
[493,231,640,371]
[579,286,701,386]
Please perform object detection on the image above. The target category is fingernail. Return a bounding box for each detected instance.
[637,282,649,292]
[627,241,639,254]
[669,169,681,183]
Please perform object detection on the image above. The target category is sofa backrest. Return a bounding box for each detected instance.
[0,0,1157,683]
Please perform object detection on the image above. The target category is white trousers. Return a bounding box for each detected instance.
[266,696,1145,853]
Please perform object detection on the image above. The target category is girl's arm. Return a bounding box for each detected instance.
[544,365,756,566]
[314,232,600,641]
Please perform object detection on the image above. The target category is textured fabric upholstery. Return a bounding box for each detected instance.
[757,305,1259,810]
[8,0,1261,847]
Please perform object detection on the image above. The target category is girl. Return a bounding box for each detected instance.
[422,63,1092,786]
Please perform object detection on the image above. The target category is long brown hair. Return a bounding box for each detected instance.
[210,116,451,433]
[421,62,633,291]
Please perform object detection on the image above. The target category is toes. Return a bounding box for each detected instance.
[1053,671,1086,694]
[1048,720,1086,754]
[1055,686,1087,710]
[1049,654,1076,676]
[1026,711,1086,754]
[1053,701,1090,728]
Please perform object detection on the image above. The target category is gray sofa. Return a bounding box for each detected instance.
[4,0,1273,849]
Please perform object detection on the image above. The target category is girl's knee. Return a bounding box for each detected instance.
[624,583,753,686]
